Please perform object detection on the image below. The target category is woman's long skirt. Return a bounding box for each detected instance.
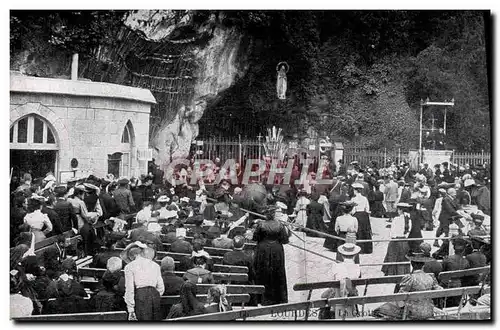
[135,286,162,321]
[325,230,346,252]
[381,239,411,275]
[354,212,373,254]
[254,240,288,305]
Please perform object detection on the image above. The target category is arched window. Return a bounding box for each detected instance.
[10,114,57,150]
[121,125,130,143]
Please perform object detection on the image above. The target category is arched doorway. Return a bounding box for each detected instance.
[108,120,135,178]
[10,114,59,180]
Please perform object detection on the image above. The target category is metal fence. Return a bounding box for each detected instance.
[343,147,490,168]
[191,137,263,163]
[451,151,490,167]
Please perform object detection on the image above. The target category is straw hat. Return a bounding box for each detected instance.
[337,242,361,256]
[176,228,187,238]
[396,202,413,209]
[180,197,190,203]
[120,241,149,264]
[157,195,170,203]
[351,182,364,189]
[464,179,476,188]
[191,250,211,260]
[83,183,99,192]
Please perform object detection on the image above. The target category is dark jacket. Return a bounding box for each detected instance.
[438,196,460,225]
[53,199,78,232]
[223,249,254,283]
[42,206,63,236]
[170,239,193,254]
[99,192,119,220]
[89,289,126,312]
[162,272,185,295]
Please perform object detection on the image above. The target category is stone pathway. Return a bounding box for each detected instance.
[249,216,442,320]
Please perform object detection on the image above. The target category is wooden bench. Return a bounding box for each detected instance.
[167,286,484,321]
[293,275,405,317]
[159,235,257,248]
[78,267,249,286]
[162,243,256,254]
[35,234,81,257]
[438,266,490,285]
[162,294,250,306]
[13,311,128,321]
[156,251,224,264]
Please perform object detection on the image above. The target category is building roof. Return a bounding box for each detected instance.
[10,73,156,104]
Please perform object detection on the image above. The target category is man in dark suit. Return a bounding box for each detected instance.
[463,236,487,284]
[442,162,454,184]
[53,185,78,233]
[223,236,254,284]
[100,182,119,221]
[160,256,184,295]
[170,228,193,254]
[434,188,460,247]
[441,237,470,307]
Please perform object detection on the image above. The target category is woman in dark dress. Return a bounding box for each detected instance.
[368,183,386,218]
[253,205,291,305]
[407,200,424,253]
[324,182,349,250]
[350,183,373,254]
[305,193,326,236]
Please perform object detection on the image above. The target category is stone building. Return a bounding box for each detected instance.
[10,72,156,181]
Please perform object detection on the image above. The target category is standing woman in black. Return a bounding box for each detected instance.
[350,183,373,254]
[406,200,424,252]
[253,205,292,305]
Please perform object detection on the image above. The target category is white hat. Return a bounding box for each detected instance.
[191,250,211,259]
[180,197,190,203]
[464,179,476,188]
[352,182,364,189]
[276,201,288,210]
[147,222,162,233]
[44,174,56,182]
[337,242,361,256]
[158,195,170,203]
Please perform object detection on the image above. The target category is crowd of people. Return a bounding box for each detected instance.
[9,155,491,320]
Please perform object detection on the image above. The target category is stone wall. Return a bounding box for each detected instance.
[10,75,154,179]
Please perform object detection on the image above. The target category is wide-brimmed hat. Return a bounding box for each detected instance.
[83,183,99,191]
[350,161,359,165]
[396,202,413,209]
[471,235,490,245]
[276,201,288,210]
[30,194,47,202]
[471,213,485,223]
[157,195,170,203]
[437,182,453,188]
[191,250,211,260]
[337,242,361,256]
[120,241,149,264]
[180,197,190,203]
[452,236,468,248]
[405,252,433,263]
[464,179,476,188]
[44,174,56,182]
[351,182,364,189]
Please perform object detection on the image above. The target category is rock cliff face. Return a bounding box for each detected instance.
[124,11,250,170]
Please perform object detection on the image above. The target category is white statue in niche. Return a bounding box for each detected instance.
[276,62,289,100]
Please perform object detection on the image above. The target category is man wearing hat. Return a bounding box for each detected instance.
[420,242,443,280]
[114,178,135,215]
[53,185,78,234]
[462,236,488,288]
[122,242,165,320]
[468,214,487,237]
[434,187,460,247]
[374,251,442,320]
[440,236,470,307]
[384,176,399,220]
[170,228,193,254]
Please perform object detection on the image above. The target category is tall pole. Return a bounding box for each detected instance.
[419,100,423,163]
[444,108,447,135]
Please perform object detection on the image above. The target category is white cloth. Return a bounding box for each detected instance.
[24,210,52,232]
[10,294,34,318]
[432,197,443,222]
[294,197,310,227]
[335,214,358,233]
[318,195,331,221]
[136,208,151,224]
[390,214,410,238]
[350,195,370,214]
[124,256,164,313]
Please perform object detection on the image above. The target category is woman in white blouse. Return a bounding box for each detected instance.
[23,196,52,243]
[381,203,412,276]
[293,190,310,228]
[350,183,372,254]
